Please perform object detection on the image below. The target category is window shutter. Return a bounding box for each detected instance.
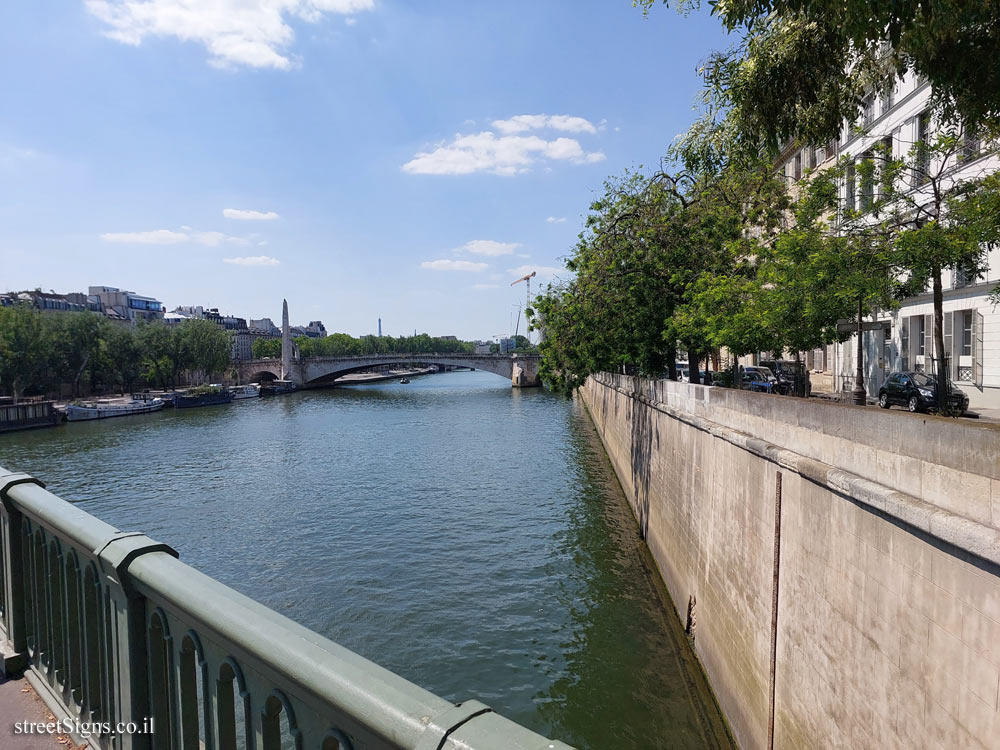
[943,311,953,382]
[924,314,933,369]
[974,311,984,387]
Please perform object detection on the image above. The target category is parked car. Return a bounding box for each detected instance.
[877,372,970,413]
[742,366,777,387]
[743,370,777,393]
[759,359,812,397]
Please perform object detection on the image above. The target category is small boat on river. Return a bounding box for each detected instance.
[65,397,164,422]
[230,383,261,400]
[260,380,298,396]
[175,385,233,409]
[399,378,410,384]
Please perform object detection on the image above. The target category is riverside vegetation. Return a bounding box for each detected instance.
[0,304,484,400]
[532,0,1000,414]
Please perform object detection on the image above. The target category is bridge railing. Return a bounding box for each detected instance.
[0,467,572,750]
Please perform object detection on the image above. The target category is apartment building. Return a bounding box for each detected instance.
[793,72,1000,409]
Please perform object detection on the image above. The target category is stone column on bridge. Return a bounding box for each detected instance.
[511,354,542,387]
[281,298,292,380]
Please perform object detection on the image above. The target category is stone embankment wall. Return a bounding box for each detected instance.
[580,373,1000,750]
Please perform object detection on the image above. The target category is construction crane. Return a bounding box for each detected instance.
[511,271,536,345]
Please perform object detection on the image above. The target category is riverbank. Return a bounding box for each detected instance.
[580,372,1000,749]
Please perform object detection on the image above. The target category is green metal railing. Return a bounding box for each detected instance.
[0,466,572,750]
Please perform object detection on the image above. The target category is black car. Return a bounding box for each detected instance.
[877,371,970,413]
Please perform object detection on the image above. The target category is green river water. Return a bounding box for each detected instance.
[0,370,732,749]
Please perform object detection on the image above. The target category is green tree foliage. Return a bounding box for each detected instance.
[640,0,1000,145]
[177,318,231,377]
[532,150,791,394]
[0,304,52,399]
[0,308,241,398]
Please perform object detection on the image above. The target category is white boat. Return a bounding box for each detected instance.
[65,398,164,422]
[230,383,262,400]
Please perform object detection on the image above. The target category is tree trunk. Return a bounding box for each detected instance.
[666,345,677,381]
[933,263,947,413]
[690,349,702,385]
[853,295,866,405]
[72,354,90,398]
[795,349,803,397]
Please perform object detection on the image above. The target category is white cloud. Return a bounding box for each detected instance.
[508,264,566,280]
[100,229,189,244]
[492,114,598,135]
[546,216,567,224]
[85,0,373,70]
[472,283,499,289]
[100,228,249,246]
[223,255,280,266]
[223,208,280,220]
[420,259,488,272]
[402,131,605,176]
[455,240,520,257]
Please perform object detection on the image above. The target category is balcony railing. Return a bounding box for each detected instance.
[0,466,572,750]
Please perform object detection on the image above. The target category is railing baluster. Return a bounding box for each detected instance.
[179,636,200,750]
[66,553,84,710]
[149,612,174,750]
[83,564,103,722]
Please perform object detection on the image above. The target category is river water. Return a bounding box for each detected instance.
[0,371,731,749]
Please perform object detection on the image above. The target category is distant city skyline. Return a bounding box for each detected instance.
[0,1,731,340]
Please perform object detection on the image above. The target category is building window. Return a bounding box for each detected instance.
[917,316,926,356]
[845,163,856,211]
[962,129,981,162]
[860,152,875,211]
[794,152,802,180]
[882,83,895,113]
[862,94,875,127]
[914,110,931,185]
[962,310,973,356]
[954,264,978,288]
[807,146,817,169]
[900,319,909,371]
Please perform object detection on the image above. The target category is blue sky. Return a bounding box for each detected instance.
[0,1,730,340]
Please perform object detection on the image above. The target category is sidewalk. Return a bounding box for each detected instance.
[0,676,83,749]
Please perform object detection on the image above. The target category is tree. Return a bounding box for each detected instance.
[177,319,231,380]
[0,304,52,400]
[103,323,143,395]
[253,337,281,358]
[641,0,1000,146]
[136,323,178,388]
[50,311,104,397]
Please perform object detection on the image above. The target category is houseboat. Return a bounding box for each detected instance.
[0,398,63,432]
[229,383,261,400]
[65,397,164,422]
[175,385,233,408]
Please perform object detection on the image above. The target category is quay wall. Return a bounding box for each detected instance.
[580,373,1000,749]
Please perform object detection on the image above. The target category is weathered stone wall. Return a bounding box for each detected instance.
[580,373,1000,750]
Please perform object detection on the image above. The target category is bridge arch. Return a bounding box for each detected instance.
[300,359,501,386]
[236,353,540,388]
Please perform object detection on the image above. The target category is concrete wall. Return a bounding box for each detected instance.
[580,373,1000,749]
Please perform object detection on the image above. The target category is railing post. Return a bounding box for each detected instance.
[0,472,45,676]
[95,533,178,750]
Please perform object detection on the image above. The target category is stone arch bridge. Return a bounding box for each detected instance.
[236,353,542,388]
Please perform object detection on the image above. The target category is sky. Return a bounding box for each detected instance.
[0,1,732,340]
